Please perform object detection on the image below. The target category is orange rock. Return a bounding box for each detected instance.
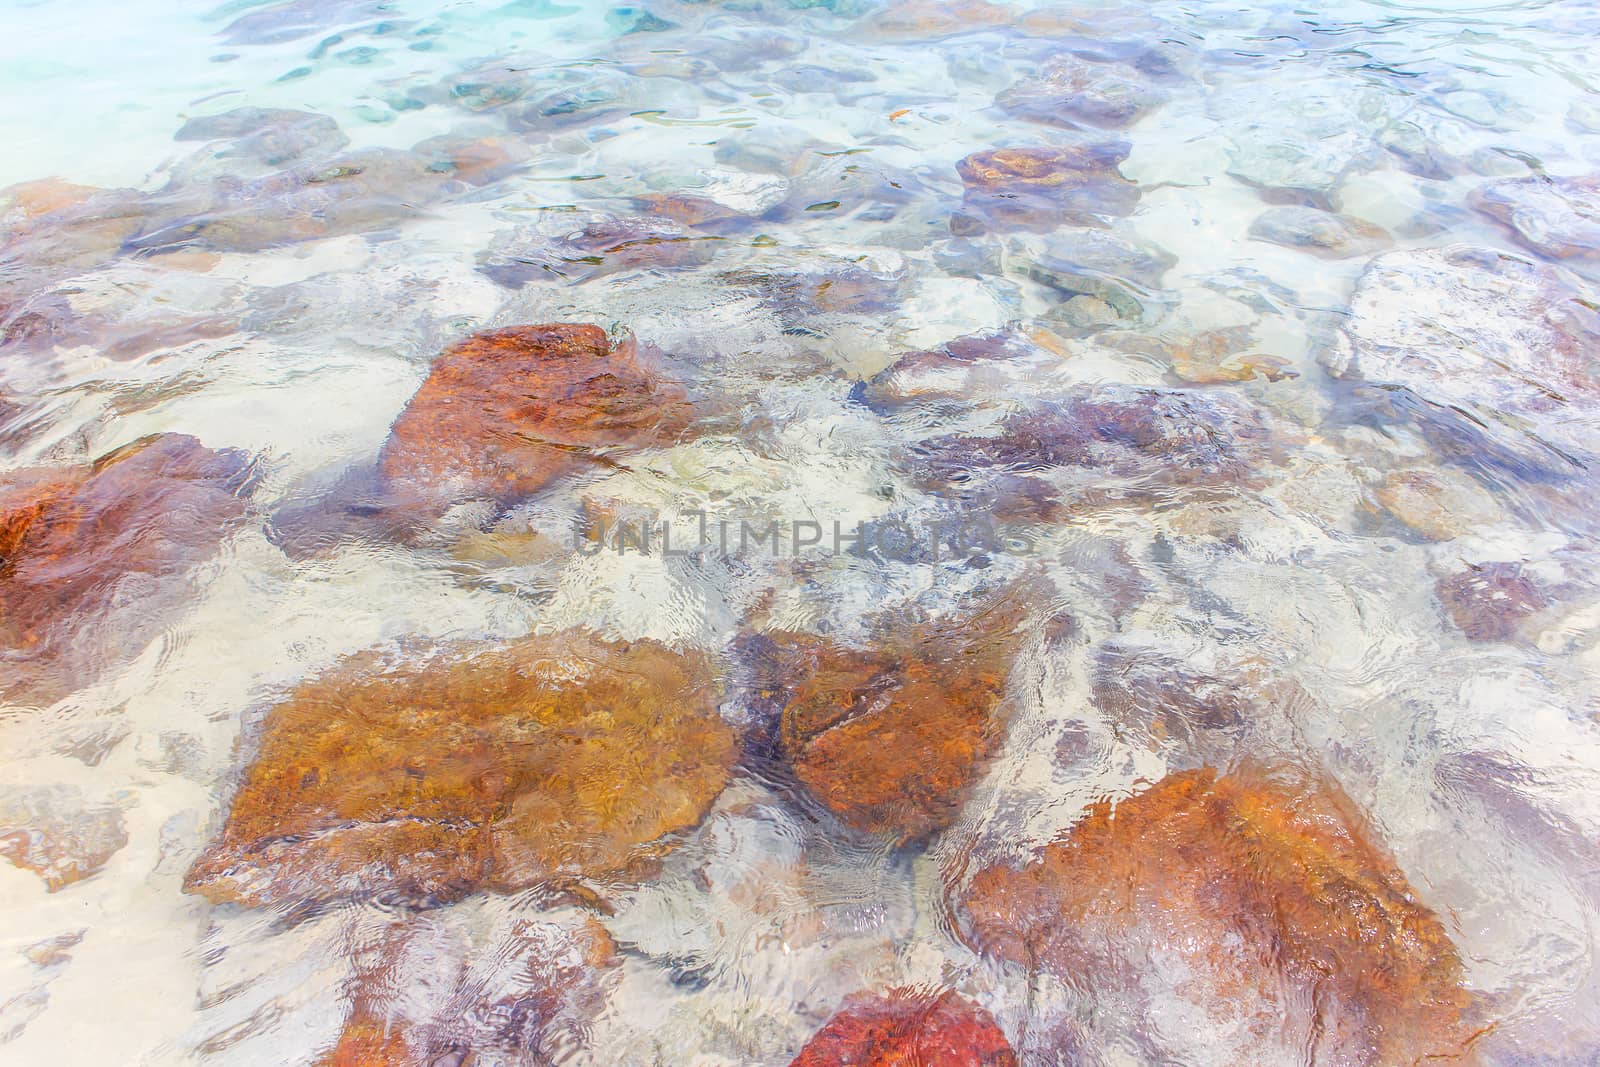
[1,433,253,701]
[958,767,1476,1065]
[185,631,737,908]
[790,988,1017,1067]
[377,324,695,511]
[748,595,1027,841]
[956,145,1139,231]
[1,178,103,224]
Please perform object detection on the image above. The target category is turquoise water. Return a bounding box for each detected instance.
[3,0,1600,1063]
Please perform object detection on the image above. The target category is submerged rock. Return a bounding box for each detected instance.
[955,144,1139,232]
[789,989,1016,1066]
[1373,467,1503,541]
[911,385,1276,508]
[273,324,698,552]
[858,325,1056,410]
[724,254,907,333]
[185,631,737,908]
[320,909,617,1066]
[744,593,1027,841]
[126,143,505,254]
[997,54,1165,130]
[380,324,692,508]
[479,214,720,287]
[958,766,1475,1066]
[1008,227,1175,324]
[0,786,128,891]
[1436,562,1549,641]
[1473,174,1600,261]
[175,107,350,167]
[1,434,254,702]
[1330,246,1600,475]
[862,0,1013,40]
[1248,205,1390,258]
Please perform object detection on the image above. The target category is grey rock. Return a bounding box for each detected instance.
[1473,175,1600,261]
[1248,205,1389,258]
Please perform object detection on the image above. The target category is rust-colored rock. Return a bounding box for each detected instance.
[956,145,1139,232]
[272,324,700,554]
[1,433,253,702]
[790,988,1016,1067]
[379,324,694,510]
[747,595,1026,841]
[959,766,1476,1066]
[185,631,738,908]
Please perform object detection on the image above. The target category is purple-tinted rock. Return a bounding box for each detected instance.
[1473,174,1600,261]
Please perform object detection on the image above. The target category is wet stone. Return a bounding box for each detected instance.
[789,989,1017,1067]
[958,766,1476,1066]
[1473,174,1600,261]
[125,145,488,254]
[479,214,720,287]
[1214,80,1390,205]
[1248,205,1390,258]
[997,53,1165,130]
[724,255,907,333]
[1,433,254,703]
[1374,467,1503,541]
[1331,246,1600,476]
[1008,227,1176,323]
[186,631,737,909]
[742,593,1026,842]
[862,0,1014,40]
[955,144,1140,233]
[858,325,1052,410]
[174,107,350,167]
[379,323,693,509]
[1090,641,1257,753]
[0,786,128,892]
[507,67,639,132]
[273,324,700,553]
[320,909,617,1066]
[1436,562,1549,641]
[911,385,1276,505]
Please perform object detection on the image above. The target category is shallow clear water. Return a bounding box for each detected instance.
[3,0,1600,1064]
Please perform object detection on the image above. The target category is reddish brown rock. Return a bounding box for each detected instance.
[1,433,253,702]
[185,631,738,908]
[955,145,1139,232]
[747,594,1027,841]
[959,767,1476,1066]
[790,989,1016,1067]
[378,324,694,509]
[1436,562,1549,641]
[272,324,700,553]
